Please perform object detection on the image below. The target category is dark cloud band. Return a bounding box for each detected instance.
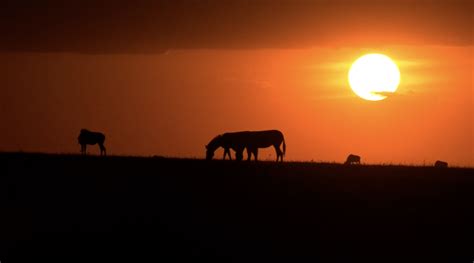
[0,0,471,53]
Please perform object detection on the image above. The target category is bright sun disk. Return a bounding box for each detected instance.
[348,53,400,101]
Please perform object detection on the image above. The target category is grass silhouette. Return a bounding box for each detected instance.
[1,152,472,262]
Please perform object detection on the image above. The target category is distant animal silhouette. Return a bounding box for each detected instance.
[78,129,106,156]
[434,160,448,168]
[344,154,361,165]
[206,130,286,162]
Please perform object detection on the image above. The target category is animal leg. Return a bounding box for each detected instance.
[246,148,252,161]
[227,148,232,160]
[274,144,283,162]
[100,144,106,156]
[235,150,244,161]
[253,149,258,161]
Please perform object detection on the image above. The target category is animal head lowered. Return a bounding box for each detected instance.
[205,135,222,160]
[205,145,214,160]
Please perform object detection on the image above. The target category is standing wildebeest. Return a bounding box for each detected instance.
[78,129,106,156]
[206,130,286,162]
[434,160,448,168]
[344,154,361,165]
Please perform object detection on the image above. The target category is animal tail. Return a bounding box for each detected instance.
[282,138,286,156]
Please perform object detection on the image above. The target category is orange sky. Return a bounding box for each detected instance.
[0,1,472,166]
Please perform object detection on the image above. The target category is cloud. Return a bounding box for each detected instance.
[0,0,471,53]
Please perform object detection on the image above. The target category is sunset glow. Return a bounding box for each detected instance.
[0,1,471,166]
[1,2,473,261]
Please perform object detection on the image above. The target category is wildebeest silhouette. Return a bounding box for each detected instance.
[434,160,448,168]
[344,154,361,165]
[206,130,286,162]
[78,129,106,156]
[205,134,244,161]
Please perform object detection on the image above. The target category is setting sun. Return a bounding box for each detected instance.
[348,53,400,101]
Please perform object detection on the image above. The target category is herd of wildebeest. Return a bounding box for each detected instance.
[78,128,449,167]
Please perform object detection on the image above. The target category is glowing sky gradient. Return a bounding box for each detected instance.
[0,0,472,166]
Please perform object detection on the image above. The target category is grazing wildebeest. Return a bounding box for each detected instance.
[434,160,448,168]
[344,154,361,165]
[206,130,286,162]
[78,129,106,156]
[205,132,247,161]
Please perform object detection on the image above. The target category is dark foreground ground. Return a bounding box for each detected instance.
[1,153,473,262]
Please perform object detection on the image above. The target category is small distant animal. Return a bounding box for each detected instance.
[78,129,106,156]
[206,130,286,162]
[434,160,448,168]
[344,154,361,165]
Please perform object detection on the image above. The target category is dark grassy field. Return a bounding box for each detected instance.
[1,152,473,262]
